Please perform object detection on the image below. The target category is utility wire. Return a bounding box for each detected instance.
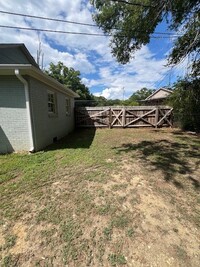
[0,10,182,36]
[0,25,108,36]
[0,10,98,28]
[0,24,179,38]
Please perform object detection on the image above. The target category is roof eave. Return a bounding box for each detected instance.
[143,97,168,101]
[29,66,79,98]
[0,64,79,98]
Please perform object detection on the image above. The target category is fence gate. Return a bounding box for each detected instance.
[75,106,173,128]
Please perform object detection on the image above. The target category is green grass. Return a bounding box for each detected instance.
[1,254,13,267]
[3,234,17,250]
[111,213,130,229]
[0,128,200,266]
[108,254,127,266]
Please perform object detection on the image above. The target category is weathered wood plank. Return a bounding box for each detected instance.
[124,108,156,127]
[75,106,173,128]
[156,108,173,127]
[111,109,123,127]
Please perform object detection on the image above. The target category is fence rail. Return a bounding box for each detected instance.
[75,106,173,128]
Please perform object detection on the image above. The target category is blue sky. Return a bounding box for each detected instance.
[0,0,187,99]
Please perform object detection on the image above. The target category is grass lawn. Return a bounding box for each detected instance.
[0,128,200,267]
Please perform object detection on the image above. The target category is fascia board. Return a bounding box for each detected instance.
[0,65,79,98]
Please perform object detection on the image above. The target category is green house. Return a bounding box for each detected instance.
[0,44,79,153]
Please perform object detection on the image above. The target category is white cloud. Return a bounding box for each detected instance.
[81,77,100,87]
[0,0,183,99]
[94,87,124,99]
[91,46,170,98]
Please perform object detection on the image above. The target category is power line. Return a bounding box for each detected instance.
[0,10,98,28]
[156,67,175,88]
[0,10,182,36]
[0,25,108,36]
[0,24,179,38]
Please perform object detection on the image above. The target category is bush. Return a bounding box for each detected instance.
[169,79,200,132]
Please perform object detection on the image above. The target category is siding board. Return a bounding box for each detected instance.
[0,76,30,153]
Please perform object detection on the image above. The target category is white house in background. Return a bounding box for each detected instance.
[142,87,172,106]
[0,43,79,154]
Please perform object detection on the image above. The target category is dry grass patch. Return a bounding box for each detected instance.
[0,128,200,266]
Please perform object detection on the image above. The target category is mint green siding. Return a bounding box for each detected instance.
[29,77,75,151]
[0,76,30,153]
[0,75,75,153]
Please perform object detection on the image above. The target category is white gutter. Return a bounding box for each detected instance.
[15,69,35,152]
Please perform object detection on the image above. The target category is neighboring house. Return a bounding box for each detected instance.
[0,43,79,154]
[141,88,172,106]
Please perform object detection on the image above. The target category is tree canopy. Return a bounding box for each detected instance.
[93,87,154,106]
[91,0,200,77]
[45,62,93,100]
[128,87,155,102]
[169,78,200,132]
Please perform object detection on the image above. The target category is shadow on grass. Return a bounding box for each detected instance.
[172,132,200,147]
[45,128,96,151]
[113,139,200,190]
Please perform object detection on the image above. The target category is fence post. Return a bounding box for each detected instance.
[155,107,159,128]
[109,108,112,129]
[122,107,126,128]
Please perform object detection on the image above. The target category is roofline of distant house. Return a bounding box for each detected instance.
[0,64,79,98]
[140,97,169,102]
[144,87,172,101]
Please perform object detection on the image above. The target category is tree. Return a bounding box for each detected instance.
[122,87,155,105]
[128,87,155,103]
[106,98,122,106]
[45,62,93,100]
[91,0,200,76]
[93,96,123,106]
[93,88,154,106]
[168,78,200,132]
[93,95,108,106]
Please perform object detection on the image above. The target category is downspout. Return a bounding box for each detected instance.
[15,69,35,152]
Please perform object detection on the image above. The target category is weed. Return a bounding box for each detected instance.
[84,172,108,183]
[97,238,106,263]
[40,228,57,245]
[97,188,105,197]
[90,227,97,240]
[36,205,61,224]
[117,196,127,204]
[97,204,111,215]
[3,234,17,249]
[103,225,113,240]
[61,218,83,264]
[111,183,128,191]
[1,254,13,267]
[108,254,127,266]
[111,214,130,229]
[62,219,83,243]
[126,228,134,237]
[75,190,95,214]
[173,245,189,261]
[130,196,140,205]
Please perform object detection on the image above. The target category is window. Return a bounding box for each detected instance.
[48,91,56,114]
[65,97,71,116]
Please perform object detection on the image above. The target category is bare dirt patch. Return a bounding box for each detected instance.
[0,128,199,266]
[9,223,28,255]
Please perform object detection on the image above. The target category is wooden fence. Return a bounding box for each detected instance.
[75,106,173,128]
